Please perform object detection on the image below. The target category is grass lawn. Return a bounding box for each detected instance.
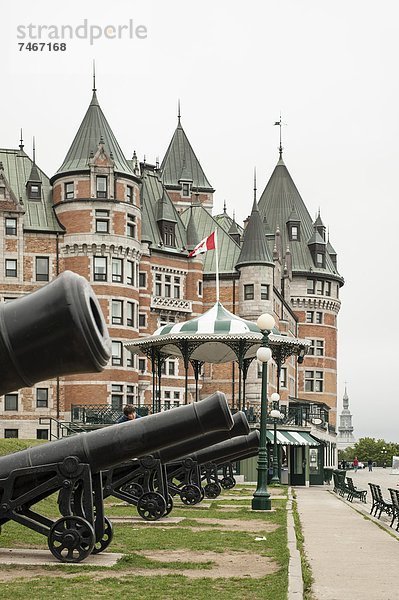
[0,440,291,600]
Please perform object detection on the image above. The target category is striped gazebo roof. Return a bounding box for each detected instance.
[126,302,310,364]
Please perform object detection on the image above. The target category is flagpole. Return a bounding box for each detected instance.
[215,229,220,302]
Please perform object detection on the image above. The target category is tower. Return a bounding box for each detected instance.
[337,387,356,449]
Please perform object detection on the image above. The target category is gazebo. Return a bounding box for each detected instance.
[126,302,310,412]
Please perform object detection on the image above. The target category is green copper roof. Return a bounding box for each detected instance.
[258,156,343,282]
[214,210,244,237]
[56,91,134,178]
[141,166,187,253]
[236,199,273,269]
[186,205,200,250]
[160,118,214,191]
[156,190,177,223]
[0,149,62,232]
[180,205,241,274]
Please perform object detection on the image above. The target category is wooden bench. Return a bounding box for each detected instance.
[346,477,367,503]
[369,483,393,519]
[388,488,399,530]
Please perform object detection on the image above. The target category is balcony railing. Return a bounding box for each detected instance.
[150,296,192,312]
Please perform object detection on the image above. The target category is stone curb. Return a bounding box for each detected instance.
[287,487,304,600]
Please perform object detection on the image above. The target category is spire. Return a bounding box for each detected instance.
[252,167,258,211]
[27,138,41,183]
[236,186,274,269]
[274,114,285,159]
[33,136,36,163]
[223,199,227,214]
[19,129,24,151]
[177,99,181,126]
[92,60,96,92]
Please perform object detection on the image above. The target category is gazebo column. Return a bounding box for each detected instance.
[190,359,204,402]
[242,357,254,412]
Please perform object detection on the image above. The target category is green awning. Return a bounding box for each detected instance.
[266,430,319,446]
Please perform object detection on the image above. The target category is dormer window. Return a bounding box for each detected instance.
[162,223,175,247]
[316,252,325,268]
[96,176,107,198]
[288,223,300,241]
[182,182,191,197]
[28,183,41,199]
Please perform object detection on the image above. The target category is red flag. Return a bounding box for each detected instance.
[188,231,216,257]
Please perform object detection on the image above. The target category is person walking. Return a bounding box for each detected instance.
[367,459,373,472]
[353,456,359,473]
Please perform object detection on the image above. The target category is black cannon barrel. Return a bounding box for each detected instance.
[185,430,260,465]
[0,270,112,396]
[155,411,249,463]
[0,392,233,478]
[211,444,260,466]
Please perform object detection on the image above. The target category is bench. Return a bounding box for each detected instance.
[388,488,399,530]
[346,477,367,503]
[332,470,350,497]
[369,483,393,519]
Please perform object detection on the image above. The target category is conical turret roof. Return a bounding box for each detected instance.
[258,155,343,281]
[236,198,273,269]
[56,91,134,178]
[160,117,214,191]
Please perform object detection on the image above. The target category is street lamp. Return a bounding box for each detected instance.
[252,313,275,511]
[381,446,388,468]
[270,392,281,484]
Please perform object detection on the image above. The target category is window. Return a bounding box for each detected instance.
[325,281,331,297]
[126,385,134,404]
[127,351,133,368]
[290,225,299,241]
[165,275,171,298]
[280,367,287,388]
[139,313,146,328]
[316,253,324,267]
[36,388,48,408]
[111,258,123,283]
[111,300,123,325]
[316,280,324,295]
[0,186,5,199]
[65,182,74,199]
[4,429,18,439]
[138,358,146,372]
[307,279,315,294]
[127,214,137,238]
[5,393,18,411]
[305,370,323,392]
[96,209,110,233]
[155,273,162,296]
[96,176,107,198]
[244,284,254,300]
[28,183,41,199]
[182,182,191,197]
[139,272,146,288]
[168,360,176,376]
[164,391,171,400]
[315,312,323,324]
[127,302,134,327]
[127,261,134,286]
[93,256,107,281]
[37,429,49,440]
[261,284,269,300]
[308,340,324,356]
[126,186,133,203]
[174,277,181,299]
[198,280,203,296]
[112,341,123,366]
[162,223,175,247]
[5,218,17,235]
[5,259,17,277]
[111,384,123,409]
[306,311,314,323]
[36,257,49,281]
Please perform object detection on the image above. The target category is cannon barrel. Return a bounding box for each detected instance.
[0,270,112,396]
[155,411,249,463]
[186,430,260,465]
[0,392,233,478]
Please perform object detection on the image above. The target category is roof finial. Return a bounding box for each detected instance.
[274,113,286,159]
[233,210,236,222]
[223,200,227,214]
[252,166,257,210]
[92,60,96,92]
[178,98,181,125]
[19,128,24,151]
[33,136,36,163]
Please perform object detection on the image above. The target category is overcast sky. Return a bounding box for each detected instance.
[2,1,398,442]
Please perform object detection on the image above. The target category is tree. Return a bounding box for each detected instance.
[338,438,399,466]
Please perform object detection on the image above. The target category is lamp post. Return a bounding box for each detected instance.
[270,392,281,484]
[381,447,388,468]
[252,313,275,511]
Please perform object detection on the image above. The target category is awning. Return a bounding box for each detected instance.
[266,430,319,446]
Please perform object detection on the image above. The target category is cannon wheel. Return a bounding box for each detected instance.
[180,484,202,505]
[164,494,174,516]
[92,517,113,554]
[220,476,236,490]
[48,516,95,563]
[204,482,222,499]
[121,482,144,498]
[137,492,166,521]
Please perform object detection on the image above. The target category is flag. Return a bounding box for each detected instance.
[188,231,216,257]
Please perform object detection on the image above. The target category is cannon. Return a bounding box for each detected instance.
[167,431,260,502]
[0,386,233,560]
[90,411,250,521]
[0,270,112,396]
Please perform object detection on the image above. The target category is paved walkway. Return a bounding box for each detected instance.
[295,476,399,600]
